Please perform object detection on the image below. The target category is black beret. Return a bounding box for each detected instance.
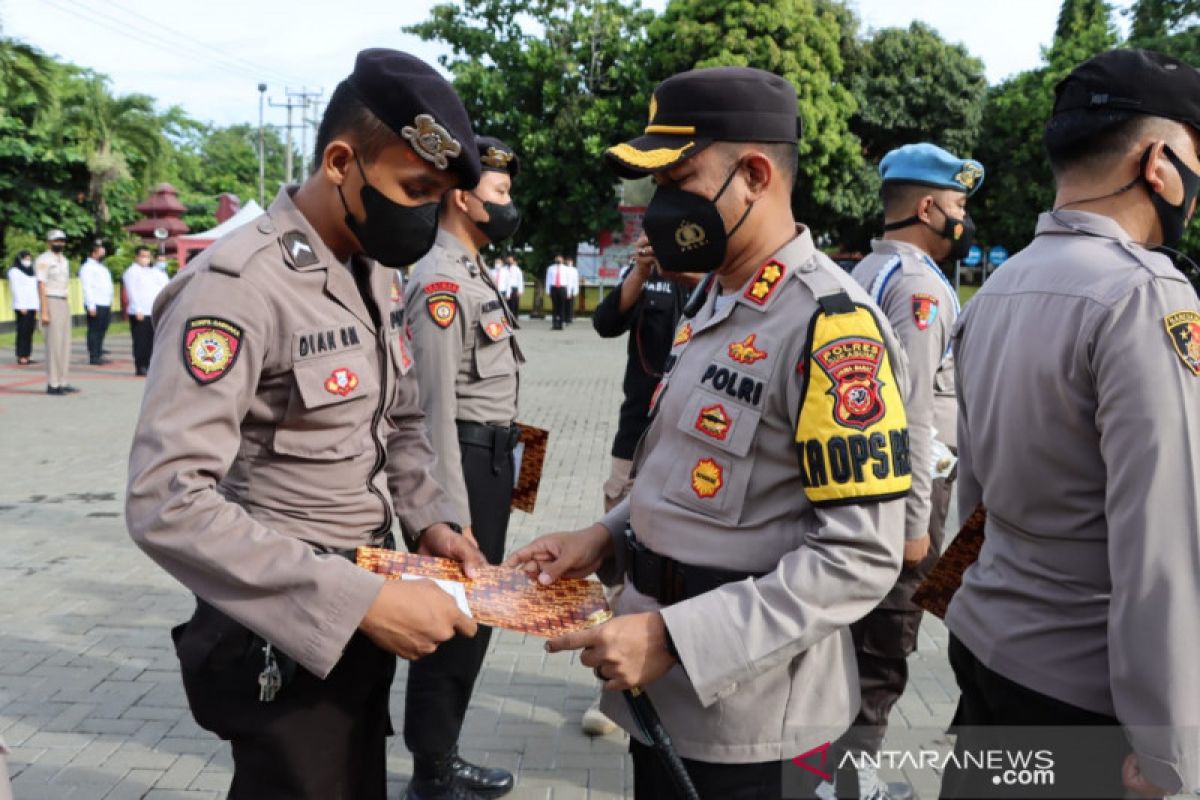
[344,48,481,189]
[1052,49,1200,135]
[607,66,801,178]
[476,135,520,178]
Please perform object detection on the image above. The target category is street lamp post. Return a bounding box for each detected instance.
[257,83,267,206]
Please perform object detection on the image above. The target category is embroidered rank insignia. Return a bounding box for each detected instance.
[1165,310,1200,375]
[324,367,360,397]
[690,458,724,498]
[695,404,731,441]
[401,114,462,170]
[281,231,320,268]
[912,293,939,331]
[426,293,458,329]
[728,333,767,365]
[673,322,693,348]
[744,260,785,305]
[484,321,505,340]
[795,303,912,506]
[183,316,243,385]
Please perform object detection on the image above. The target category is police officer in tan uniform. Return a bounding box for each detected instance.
[402,136,523,799]
[125,49,488,800]
[829,144,983,800]
[507,67,912,798]
[942,49,1200,799]
[36,229,78,395]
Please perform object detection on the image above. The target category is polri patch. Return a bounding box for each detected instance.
[427,293,458,329]
[673,322,693,348]
[912,293,939,331]
[728,333,767,365]
[183,317,243,385]
[1165,310,1200,376]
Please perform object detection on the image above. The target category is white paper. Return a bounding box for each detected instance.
[512,441,525,488]
[930,430,957,480]
[400,574,473,618]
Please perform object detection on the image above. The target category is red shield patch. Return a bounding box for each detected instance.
[426,293,458,329]
[324,368,360,396]
[813,336,887,430]
[1165,310,1200,376]
[183,317,243,385]
[912,293,939,331]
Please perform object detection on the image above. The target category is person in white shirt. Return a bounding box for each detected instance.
[122,246,170,376]
[504,256,524,318]
[490,256,510,298]
[545,254,567,330]
[6,250,39,366]
[79,239,115,365]
[564,257,579,324]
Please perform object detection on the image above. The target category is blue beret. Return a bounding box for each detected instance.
[879,143,984,196]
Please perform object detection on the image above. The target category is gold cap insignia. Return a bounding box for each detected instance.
[648,94,658,124]
[481,146,514,170]
[675,220,707,251]
[954,162,984,191]
[401,114,462,170]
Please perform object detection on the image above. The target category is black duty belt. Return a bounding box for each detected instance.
[457,420,520,476]
[623,529,764,606]
[326,531,395,562]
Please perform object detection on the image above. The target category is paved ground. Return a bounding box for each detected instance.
[0,318,959,799]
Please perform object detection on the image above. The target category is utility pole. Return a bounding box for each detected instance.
[293,88,323,178]
[270,88,323,184]
[257,83,267,205]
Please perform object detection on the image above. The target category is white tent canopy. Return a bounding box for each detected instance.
[176,200,265,267]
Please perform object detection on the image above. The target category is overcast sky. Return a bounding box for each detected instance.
[3,0,1132,129]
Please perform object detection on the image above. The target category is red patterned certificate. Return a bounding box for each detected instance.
[356,548,611,637]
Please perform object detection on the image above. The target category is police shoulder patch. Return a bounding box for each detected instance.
[795,303,912,505]
[1165,310,1200,376]
[912,293,939,331]
[183,316,244,385]
[425,281,459,329]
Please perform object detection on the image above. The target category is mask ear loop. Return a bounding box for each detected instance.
[712,160,756,240]
[335,152,366,219]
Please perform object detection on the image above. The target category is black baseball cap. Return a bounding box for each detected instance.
[342,48,481,189]
[606,66,802,178]
[1051,49,1200,134]
[477,136,520,178]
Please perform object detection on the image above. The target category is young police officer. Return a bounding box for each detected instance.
[942,49,1200,799]
[508,66,912,798]
[829,143,983,800]
[126,50,488,800]
[402,136,524,800]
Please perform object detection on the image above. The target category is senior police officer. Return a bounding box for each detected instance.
[827,144,983,800]
[125,49,489,800]
[507,66,913,798]
[401,135,524,800]
[940,49,1200,800]
[36,228,77,395]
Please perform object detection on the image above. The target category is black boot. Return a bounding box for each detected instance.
[405,750,514,799]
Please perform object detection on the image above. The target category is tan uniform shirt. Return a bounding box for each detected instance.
[34,251,70,298]
[948,210,1200,794]
[596,228,910,763]
[126,187,459,680]
[404,229,523,525]
[852,239,958,541]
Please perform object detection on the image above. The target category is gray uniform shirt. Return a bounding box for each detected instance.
[126,188,460,680]
[596,228,910,763]
[948,210,1200,794]
[405,229,523,525]
[852,239,958,541]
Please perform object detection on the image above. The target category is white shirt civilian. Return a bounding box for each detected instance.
[505,264,525,296]
[123,262,170,318]
[545,262,567,291]
[79,257,115,311]
[564,263,580,298]
[491,262,510,295]
[7,265,40,311]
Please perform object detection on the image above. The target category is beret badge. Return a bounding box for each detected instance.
[401,113,462,170]
[480,147,514,170]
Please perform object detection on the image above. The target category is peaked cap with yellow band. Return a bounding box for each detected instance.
[605,66,802,178]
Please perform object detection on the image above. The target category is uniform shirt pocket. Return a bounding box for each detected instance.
[473,313,517,379]
[272,351,377,460]
[677,388,761,458]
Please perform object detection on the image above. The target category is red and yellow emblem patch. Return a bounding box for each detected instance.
[744,260,785,305]
[426,293,458,329]
[183,316,243,385]
[485,321,505,339]
[1165,310,1200,376]
[694,404,731,441]
[324,367,360,397]
[673,322,693,348]
[813,337,887,431]
[728,333,767,365]
[912,293,939,332]
[690,458,724,498]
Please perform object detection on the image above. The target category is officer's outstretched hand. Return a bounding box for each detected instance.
[359,579,477,661]
[546,612,677,692]
[503,523,613,585]
[1122,753,1170,798]
[417,522,488,578]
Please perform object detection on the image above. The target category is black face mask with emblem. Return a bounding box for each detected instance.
[338,156,439,269]
[471,196,521,243]
[884,201,975,262]
[642,161,753,273]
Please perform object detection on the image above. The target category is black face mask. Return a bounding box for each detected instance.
[883,201,975,262]
[642,162,754,273]
[50,243,65,254]
[1142,144,1200,250]
[471,196,521,243]
[338,157,439,269]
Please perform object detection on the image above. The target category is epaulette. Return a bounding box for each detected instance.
[209,215,278,278]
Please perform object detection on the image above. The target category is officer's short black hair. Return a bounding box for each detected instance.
[312,82,402,171]
[881,182,942,215]
[134,245,151,257]
[717,141,798,188]
[1044,110,1176,178]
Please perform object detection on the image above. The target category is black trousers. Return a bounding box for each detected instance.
[404,431,514,759]
[939,635,1133,799]
[86,305,111,362]
[549,286,566,328]
[130,316,154,372]
[174,601,396,800]
[14,310,36,360]
[506,290,520,319]
[564,291,575,323]
[631,739,819,800]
